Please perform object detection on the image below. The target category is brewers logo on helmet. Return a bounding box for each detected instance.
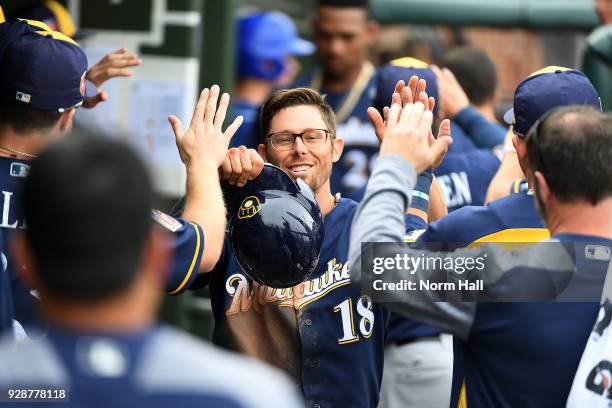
[223,164,324,288]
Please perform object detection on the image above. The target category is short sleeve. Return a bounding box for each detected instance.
[152,210,204,295]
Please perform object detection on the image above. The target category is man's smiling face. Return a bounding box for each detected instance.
[258,105,343,193]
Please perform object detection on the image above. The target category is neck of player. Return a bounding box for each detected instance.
[315,179,338,217]
[0,126,52,159]
[40,273,160,335]
[547,196,612,240]
[322,62,366,93]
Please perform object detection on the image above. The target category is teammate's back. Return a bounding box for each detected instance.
[0,325,298,408]
[0,136,301,408]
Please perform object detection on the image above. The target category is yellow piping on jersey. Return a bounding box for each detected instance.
[467,228,550,249]
[168,222,201,295]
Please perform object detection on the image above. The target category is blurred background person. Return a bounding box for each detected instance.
[231,10,314,149]
[294,0,380,200]
[0,136,301,408]
[581,0,611,111]
[432,47,506,211]
[442,46,505,129]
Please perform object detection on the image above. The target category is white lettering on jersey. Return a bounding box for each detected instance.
[437,172,472,208]
[0,191,18,229]
[225,258,351,315]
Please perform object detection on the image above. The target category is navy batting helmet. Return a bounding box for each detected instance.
[223,164,324,288]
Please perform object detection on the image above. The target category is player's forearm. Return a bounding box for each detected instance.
[427,176,448,222]
[348,155,475,339]
[484,152,524,204]
[349,155,416,281]
[182,162,226,272]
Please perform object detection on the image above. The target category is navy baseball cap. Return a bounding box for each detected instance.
[503,66,601,137]
[374,57,439,117]
[0,19,88,112]
[238,11,314,80]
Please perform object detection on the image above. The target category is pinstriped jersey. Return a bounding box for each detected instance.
[193,198,406,407]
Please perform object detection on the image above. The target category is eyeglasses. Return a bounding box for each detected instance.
[266,128,332,151]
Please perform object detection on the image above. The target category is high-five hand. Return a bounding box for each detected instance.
[379,98,452,174]
[168,85,243,169]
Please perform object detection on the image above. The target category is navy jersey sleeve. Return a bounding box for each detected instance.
[404,213,427,233]
[151,210,204,295]
[454,106,506,148]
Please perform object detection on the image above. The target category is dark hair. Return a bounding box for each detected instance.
[442,46,497,106]
[0,103,63,133]
[259,87,336,142]
[527,106,612,205]
[22,136,153,302]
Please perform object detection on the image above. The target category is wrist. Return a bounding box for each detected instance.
[186,160,219,180]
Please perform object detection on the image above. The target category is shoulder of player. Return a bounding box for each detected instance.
[426,204,498,240]
[136,326,299,405]
[0,332,69,386]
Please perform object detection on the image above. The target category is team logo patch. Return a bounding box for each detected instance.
[10,163,30,178]
[585,245,611,261]
[15,91,31,104]
[238,196,261,219]
[151,209,182,232]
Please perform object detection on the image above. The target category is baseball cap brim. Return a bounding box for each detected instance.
[287,37,315,56]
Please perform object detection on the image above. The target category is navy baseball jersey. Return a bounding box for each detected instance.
[417,190,548,249]
[434,149,500,213]
[456,234,609,407]
[448,107,507,154]
[293,65,379,200]
[415,190,548,408]
[0,325,302,407]
[349,154,606,408]
[448,122,477,154]
[0,157,39,331]
[0,230,10,338]
[192,198,394,407]
[0,156,204,330]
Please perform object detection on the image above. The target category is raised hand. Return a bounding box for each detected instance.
[379,97,452,174]
[432,65,470,119]
[368,75,436,143]
[168,85,243,169]
[83,48,142,108]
